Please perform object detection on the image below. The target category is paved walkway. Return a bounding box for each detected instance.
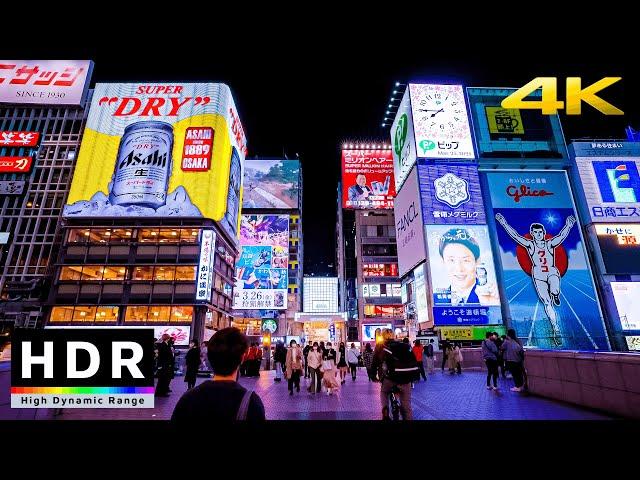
[1,367,611,421]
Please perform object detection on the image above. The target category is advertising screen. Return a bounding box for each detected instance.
[363,263,398,277]
[243,159,299,209]
[233,215,289,310]
[63,83,247,221]
[594,224,640,274]
[395,166,426,277]
[487,170,609,350]
[391,88,417,191]
[611,282,640,330]
[342,149,395,209]
[438,325,506,341]
[425,225,502,326]
[413,263,430,326]
[0,60,93,105]
[361,323,392,342]
[576,157,640,223]
[418,163,486,225]
[409,83,474,160]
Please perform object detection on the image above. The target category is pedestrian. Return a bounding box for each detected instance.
[285,340,303,396]
[184,340,201,390]
[337,341,348,384]
[412,340,427,381]
[362,343,376,381]
[502,329,525,392]
[306,341,323,393]
[200,341,210,372]
[254,343,263,377]
[241,344,253,377]
[321,341,340,395]
[273,341,287,382]
[346,343,360,381]
[454,342,463,374]
[441,340,449,372]
[155,334,174,397]
[425,339,435,374]
[494,333,507,378]
[171,327,265,422]
[167,337,177,383]
[482,332,499,390]
[303,342,312,378]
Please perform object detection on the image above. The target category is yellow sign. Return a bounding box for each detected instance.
[486,106,524,135]
[438,327,473,340]
[64,83,247,222]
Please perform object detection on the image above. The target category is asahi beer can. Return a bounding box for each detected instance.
[109,121,174,209]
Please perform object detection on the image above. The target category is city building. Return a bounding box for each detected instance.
[336,144,401,346]
[43,81,247,347]
[231,159,303,342]
[0,60,94,334]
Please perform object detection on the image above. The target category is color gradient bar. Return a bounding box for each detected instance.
[11,387,155,394]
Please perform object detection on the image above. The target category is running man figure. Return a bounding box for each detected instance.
[495,213,576,346]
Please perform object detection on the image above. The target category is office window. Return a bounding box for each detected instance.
[175,266,197,281]
[102,266,127,281]
[95,306,119,322]
[73,305,97,322]
[170,306,193,322]
[81,265,105,281]
[132,266,154,281]
[49,306,74,322]
[109,228,133,243]
[154,266,175,281]
[147,305,171,322]
[67,228,90,243]
[139,228,160,243]
[59,266,83,281]
[87,229,112,243]
[125,306,149,322]
[158,228,180,243]
[180,228,199,243]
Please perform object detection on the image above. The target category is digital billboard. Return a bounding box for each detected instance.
[342,149,395,209]
[409,83,475,160]
[594,224,640,274]
[487,170,609,350]
[243,159,299,209]
[395,166,426,277]
[611,282,640,331]
[0,60,93,105]
[575,157,640,223]
[63,83,247,221]
[233,215,289,310]
[418,163,486,225]
[391,88,417,191]
[425,225,502,326]
[413,263,430,326]
[362,323,392,342]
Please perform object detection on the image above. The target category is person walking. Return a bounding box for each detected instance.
[454,342,463,374]
[337,342,348,384]
[303,342,312,379]
[285,340,303,396]
[502,329,526,392]
[441,340,449,373]
[482,332,500,390]
[273,341,287,382]
[425,339,435,374]
[321,341,340,395]
[362,343,376,381]
[346,343,360,381]
[306,342,323,393]
[155,334,174,397]
[184,340,201,390]
[412,340,427,382]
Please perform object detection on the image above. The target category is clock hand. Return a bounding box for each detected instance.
[430,108,444,118]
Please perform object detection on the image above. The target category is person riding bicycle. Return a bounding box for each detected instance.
[371,328,420,420]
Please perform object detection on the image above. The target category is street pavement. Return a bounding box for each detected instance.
[1,364,612,420]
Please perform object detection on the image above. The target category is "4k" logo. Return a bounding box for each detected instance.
[502,77,623,115]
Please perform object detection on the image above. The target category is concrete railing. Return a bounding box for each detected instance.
[435,348,486,371]
[523,349,640,419]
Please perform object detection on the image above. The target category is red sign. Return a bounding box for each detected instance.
[0,131,40,147]
[181,127,214,172]
[363,263,399,277]
[0,157,33,173]
[506,184,554,203]
[342,149,395,209]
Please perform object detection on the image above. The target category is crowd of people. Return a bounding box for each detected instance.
[482,328,526,392]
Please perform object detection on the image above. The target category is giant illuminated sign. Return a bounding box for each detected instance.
[342,149,395,209]
[243,159,299,209]
[611,282,640,330]
[395,166,426,277]
[594,224,640,274]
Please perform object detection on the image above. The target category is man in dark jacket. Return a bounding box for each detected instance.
[274,342,287,382]
[302,343,312,378]
[155,334,174,397]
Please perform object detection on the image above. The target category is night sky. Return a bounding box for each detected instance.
[10,24,637,276]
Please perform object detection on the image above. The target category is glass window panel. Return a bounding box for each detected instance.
[50,306,74,322]
[154,266,175,281]
[59,266,83,281]
[124,306,148,322]
[110,228,132,243]
[88,229,111,243]
[102,266,126,281]
[170,306,193,322]
[158,228,180,243]
[73,305,97,322]
[67,229,89,243]
[132,266,154,281]
[139,228,159,243]
[148,305,171,322]
[95,306,119,322]
[81,265,104,281]
[175,266,196,281]
[180,228,199,243]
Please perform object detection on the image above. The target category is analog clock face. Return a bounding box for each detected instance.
[409,84,474,158]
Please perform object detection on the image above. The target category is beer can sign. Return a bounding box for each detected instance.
[109,121,174,209]
[182,127,214,172]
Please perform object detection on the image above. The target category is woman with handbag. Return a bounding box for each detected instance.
[321,342,340,395]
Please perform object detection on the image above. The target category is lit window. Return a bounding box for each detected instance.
[124,306,149,322]
[158,229,179,243]
[95,306,119,322]
[67,229,89,243]
[50,306,74,322]
[139,229,159,243]
[154,266,175,281]
[102,266,126,281]
[170,306,193,322]
[110,229,132,243]
[175,266,196,281]
[88,229,112,243]
[59,266,83,281]
[73,306,97,322]
[179,229,199,243]
[132,266,154,281]
[147,306,171,322]
[81,265,104,281]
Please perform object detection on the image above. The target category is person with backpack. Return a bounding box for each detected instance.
[171,327,265,422]
[371,329,419,420]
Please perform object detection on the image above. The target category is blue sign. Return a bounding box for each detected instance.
[593,161,640,203]
[418,163,486,225]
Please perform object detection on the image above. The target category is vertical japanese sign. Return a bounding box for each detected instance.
[0,60,92,105]
[196,230,216,302]
[487,170,609,350]
[391,88,417,191]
